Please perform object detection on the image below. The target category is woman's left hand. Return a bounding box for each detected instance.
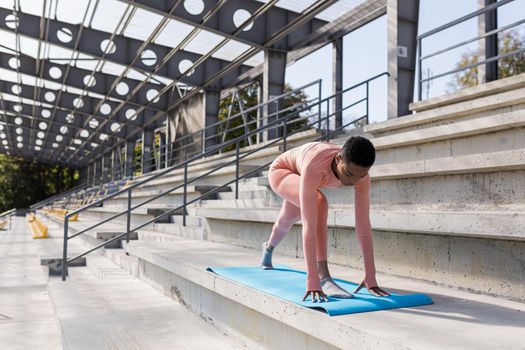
[354,281,390,297]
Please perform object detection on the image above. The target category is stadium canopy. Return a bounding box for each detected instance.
[0,0,386,169]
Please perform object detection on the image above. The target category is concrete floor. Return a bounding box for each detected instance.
[0,217,247,350]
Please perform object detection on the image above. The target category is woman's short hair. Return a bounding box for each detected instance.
[341,136,376,167]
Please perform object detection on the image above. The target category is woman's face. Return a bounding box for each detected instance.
[335,153,370,186]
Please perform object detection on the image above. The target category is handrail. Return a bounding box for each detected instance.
[89,80,322,183]
[62,72,388,280]
[0,208,16,230]
[165,79,322,151]
[417,0,513,40]
[417,0,520,100]
[0,208,16,220]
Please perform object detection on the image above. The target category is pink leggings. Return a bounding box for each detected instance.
[267,166,328,262]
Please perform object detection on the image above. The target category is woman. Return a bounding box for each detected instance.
[260,136,389,302]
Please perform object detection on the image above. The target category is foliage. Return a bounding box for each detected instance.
[448,30,525,92]
[0,154,78,211]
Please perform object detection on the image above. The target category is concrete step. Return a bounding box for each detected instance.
[168,215,206,227]
[197,197,269,209]
[47,250,246,349]
[137,163,266,192]
[365,75,525,136]
[255,148,525,210]
[217,188,269,200]
[123,237,525,349]
[152,223,207,240]
[374,148,525,180]
[125,128,319,188]
[369,108,525,165]
[137,230,186,243]
[191,205,525,301]
[409,72,525,112]
[106,185,232,208]
[85,205,184,226]
[64,219,139,249]
[122,129,321,196]
[371,108,525,151]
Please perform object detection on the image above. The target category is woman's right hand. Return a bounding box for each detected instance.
[302,290,330,303]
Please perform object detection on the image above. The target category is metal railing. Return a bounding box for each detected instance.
[106,79,323,182]
[417,0,524,100]
[0,208,16,230]
[61,72,388,280]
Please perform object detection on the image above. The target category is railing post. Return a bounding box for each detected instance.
[326,99,330,141]
[62,216,69,281]
[418,38,422,101]
[318,80,322,130]
[282,120,287,152]
[201,129,205,155]
[366,81,370,125]
[126,189,132,243]
[183,163,188,226]
[235,140,240,200]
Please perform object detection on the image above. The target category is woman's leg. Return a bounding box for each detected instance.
[261,167,302,268]
[268,199,301,248]
[268,167,303,247]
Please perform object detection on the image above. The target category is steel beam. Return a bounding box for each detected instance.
[387,0,419,118]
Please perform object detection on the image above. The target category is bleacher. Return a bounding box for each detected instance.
[27,213,48,239]
[34,74,525,348]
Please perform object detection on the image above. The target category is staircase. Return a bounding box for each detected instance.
[34,74,525,349]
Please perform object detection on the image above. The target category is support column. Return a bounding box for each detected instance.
[94,158,102,185]
[479,0,498,83]
[262,49,286,140]
[89,162,96,185]
[84,165,90,186]
[165,115,171,167]
[332,38,343,130]
[125,140,135,178]
[142,129,154,174]
[102,153,111,183]
[387,0,419,117]
[79,166,87,186]
[159,130,166,169]
[111,147,120,181]
[203,89,220,153]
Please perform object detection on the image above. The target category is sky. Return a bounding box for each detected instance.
[285,0,525,126]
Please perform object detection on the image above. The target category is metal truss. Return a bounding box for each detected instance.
[0,0,382,168]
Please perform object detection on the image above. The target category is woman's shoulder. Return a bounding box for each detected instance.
[303,142,341,160]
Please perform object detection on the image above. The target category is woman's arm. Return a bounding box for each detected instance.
[299,165,324,292]
[354,175,378,288]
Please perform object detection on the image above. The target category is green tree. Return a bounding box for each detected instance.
[0,154,78,211]
[448,30,525,92]
[217,83,311,152]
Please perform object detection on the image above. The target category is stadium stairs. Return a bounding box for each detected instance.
[35,74,525,349]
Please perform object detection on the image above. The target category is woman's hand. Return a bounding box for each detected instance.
[302,290,330,303]
[354,281,390,297]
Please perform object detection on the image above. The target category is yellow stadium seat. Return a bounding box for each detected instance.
[27,214,48,239]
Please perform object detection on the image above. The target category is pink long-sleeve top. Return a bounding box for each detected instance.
[285,141,377,291]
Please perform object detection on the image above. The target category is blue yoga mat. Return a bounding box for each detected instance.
[207,265,433,316]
